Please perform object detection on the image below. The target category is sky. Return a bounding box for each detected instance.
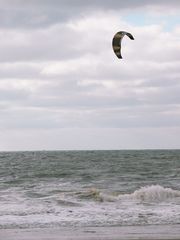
[0,0,180,151]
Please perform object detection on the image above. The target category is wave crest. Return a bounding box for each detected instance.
[120,185,180,202]
[76,185,180,203]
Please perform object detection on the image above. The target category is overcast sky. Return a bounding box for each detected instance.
[0,0,180,151]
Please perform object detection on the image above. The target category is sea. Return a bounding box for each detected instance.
[0,150,180,229]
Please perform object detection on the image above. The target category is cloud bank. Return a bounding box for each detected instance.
[0,1,180,150]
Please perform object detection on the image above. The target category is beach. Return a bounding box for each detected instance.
[1,225,180,240]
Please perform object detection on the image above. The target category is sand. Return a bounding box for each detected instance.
[0,225,180,240]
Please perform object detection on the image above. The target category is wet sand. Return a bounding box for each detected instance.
[0,225,180,240]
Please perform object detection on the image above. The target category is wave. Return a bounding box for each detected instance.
[75,188,116,202]
[121,185,180,202]
[1,185,180,229]
[78,185,180,203]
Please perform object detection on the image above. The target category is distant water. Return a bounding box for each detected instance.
[0,150,180,229]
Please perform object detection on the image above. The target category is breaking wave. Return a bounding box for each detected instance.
[121,185,180,202]
[79,185,180,203]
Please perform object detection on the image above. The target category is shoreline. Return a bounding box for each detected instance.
[0,224,180,240]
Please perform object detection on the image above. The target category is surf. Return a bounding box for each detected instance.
[121,185,180,202]
[77,185,180,203]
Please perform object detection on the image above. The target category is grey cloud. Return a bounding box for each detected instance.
[0,25,84,62]
[0,63,41,79]
[0,0,180,28]
[146,85,180,105]
[1,127,180,151]
[0,2,180,150]
[0,108,60,129]
[140,77,180,88]
[2,0,180,11]
[0,9,179,64]
[1,102,180,130]
[0,88,30,101]
[0,1,180,141]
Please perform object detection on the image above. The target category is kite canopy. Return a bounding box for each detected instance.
[112,31,134,59]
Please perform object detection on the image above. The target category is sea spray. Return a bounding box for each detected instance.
[77,185,180,203]
[118,185,180,202]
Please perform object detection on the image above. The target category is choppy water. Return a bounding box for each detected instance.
[0,150,180,228]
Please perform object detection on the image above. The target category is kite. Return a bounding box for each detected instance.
[112,31,134,59]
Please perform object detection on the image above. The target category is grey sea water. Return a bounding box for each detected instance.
[0,150,180,228]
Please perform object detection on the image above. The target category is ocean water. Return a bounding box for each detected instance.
[0,150,180,229]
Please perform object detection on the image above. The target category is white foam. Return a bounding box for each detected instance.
[119,185,180,202]
[1,185,180,228]
[75,185,180,203]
